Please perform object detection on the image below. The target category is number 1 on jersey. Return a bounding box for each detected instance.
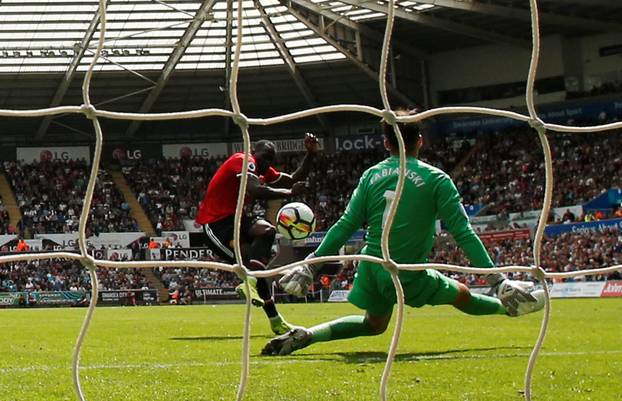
[381,190,396,229]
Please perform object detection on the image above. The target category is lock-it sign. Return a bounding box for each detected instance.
[335,134,383,151]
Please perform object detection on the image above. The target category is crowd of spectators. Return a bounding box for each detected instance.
[155,267,239,304]
[2,114,618,298]
[122,147,393,234]
[0,202,10,235]
[3,160,139,236]
[567,80,622,100]
[277,123,620,231]
[322,228,622,292]
[555,207,622,225]
[119,135,471,234]
[97,267,152,291]
[455,127,622,218]
[120,120,621,237]
[121,156,225,232]
[0,259,152,292]
[112,104,621,236]
[429,228,622,284]
[112,224,622,296]
[156,267,238,289]
[277,136,472,231]
[552,131,622,209]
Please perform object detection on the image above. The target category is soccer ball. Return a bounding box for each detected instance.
[276,202,316,240]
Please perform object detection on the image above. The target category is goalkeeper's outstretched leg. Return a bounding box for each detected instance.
[263,269,545,356]
[262,312,390,356]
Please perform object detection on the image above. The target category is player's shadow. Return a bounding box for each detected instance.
[300,346,533,364]
[170,335,272,341]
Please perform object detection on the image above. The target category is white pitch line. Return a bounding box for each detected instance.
[1,350,620,374]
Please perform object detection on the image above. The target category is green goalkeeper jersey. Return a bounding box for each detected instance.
[315,155,493,267]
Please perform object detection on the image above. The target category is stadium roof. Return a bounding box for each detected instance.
[0,0,620,143]
[0,0,351,74]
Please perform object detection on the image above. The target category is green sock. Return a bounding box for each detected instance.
[456,293,506,315]
[310,315,374,343]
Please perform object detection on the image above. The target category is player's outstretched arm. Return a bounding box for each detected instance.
[246,174,306,200]
[435,174,495,269]
[435,174,538,316]
[274,133,319,188]
[292,132,319,180]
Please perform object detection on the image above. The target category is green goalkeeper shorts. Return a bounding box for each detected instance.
[347,261,460,316]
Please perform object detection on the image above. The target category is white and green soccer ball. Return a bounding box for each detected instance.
[276,202,316,240]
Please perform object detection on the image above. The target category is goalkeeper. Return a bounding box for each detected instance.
[262,109,544,356]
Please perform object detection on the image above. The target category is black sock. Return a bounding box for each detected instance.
[246,259,278,318]
[249,230,276,264]
[256,277,271,300]
[256,278,278,318]
[262,298,279,318]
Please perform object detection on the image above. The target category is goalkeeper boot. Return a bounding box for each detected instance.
[235,277,264,307]
[270,314,297,335]
[511,288,546,317]
[261,328,312,356]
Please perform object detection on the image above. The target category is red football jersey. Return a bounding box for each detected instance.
[196,153,281,224]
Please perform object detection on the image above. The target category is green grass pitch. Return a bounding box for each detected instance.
[0,299,620,401]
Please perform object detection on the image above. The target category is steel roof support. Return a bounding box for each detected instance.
[336,0,530,48]
[284,2,418,107]
[36,10,101,140]
[291,0,429,60]
[223,0,234,137]
[413,0,622,32]
[125,0,217,138]
[256,0,331,133]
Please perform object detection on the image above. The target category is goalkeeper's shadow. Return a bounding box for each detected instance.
[298,346,533,364]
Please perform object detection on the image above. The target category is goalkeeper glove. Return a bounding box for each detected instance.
[488,273,537,317]
[279,253,319,297]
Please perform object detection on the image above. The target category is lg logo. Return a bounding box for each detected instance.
[180,147,210,158]
[40,150,71,161]
[112,148,142,160]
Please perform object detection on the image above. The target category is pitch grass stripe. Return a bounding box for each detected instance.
[2,350,620,374]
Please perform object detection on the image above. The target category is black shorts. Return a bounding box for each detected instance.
[201,214,255,263]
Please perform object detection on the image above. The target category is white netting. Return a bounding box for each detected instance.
[1,0,621,400]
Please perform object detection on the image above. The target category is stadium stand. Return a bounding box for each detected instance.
[567,80,622,100]
[0,202,10,235]
[275,136,473,231]
[121,156,225,233]
[0,106,618,297]
[457,128,622,218]
[319,228,622,292]
[3,160,139,236]
[431,228,622,284]
[0,259,152,292]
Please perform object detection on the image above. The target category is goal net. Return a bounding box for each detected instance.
[0,1,620,401]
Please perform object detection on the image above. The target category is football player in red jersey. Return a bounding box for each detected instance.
[196,133,319,334]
